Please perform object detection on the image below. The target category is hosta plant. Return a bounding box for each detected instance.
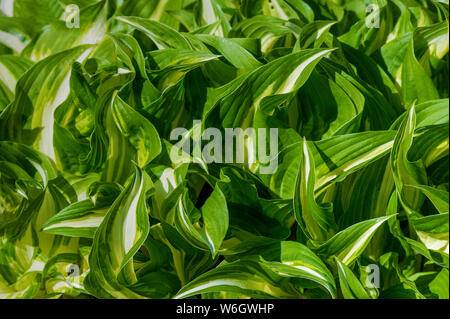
[0,0,448,299]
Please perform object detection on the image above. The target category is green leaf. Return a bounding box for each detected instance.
[401,39,440,105]
[429,269,449,299]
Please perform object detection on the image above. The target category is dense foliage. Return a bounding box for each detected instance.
[0,0,448,299]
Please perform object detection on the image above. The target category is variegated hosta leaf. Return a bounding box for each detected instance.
[411,213,449,256]
[0,55,33,110]
[198,0,231,37]
[0,0,448,300]
[119,0,183,28]
[23,0,111,61]
[335,258,371,299]
[116,16,192,50]
[270,131,396,199]
[409,185,449,214]
[390,106,428,216]
[252,241,337,298]
[0,45,93,160]
[42,182,123,238]
[298,20,336,50]
[174,185,228,257]
[313,216,394,266]
[148,49,220,89]
[111,93,162,167]
[193,34,262,72]
[401,39,440,106]
[391,99,449,129]
[230,15,293,54]
[84,166,153,298]
[174,257,301,299]
[293,138,336,242]
[204,48,333,129]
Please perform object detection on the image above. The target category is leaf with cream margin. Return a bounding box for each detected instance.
[313,216,394,266]
[84,166,153,298]
[0,45,93,161]
[293,138,337,242]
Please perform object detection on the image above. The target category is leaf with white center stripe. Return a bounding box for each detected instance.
[174,185,228,257]
[293,138,337,242]
[116,16,192,50]
[313,216,394,266]
[84,166,153,298]
[42,200,107,239]
[204,48,333,130]
[390,106,428,216]
[0,45,93,161]
[0,55,33,110]
[335,258,371,299]
[42,183,122,238]
[24,0,111,61]
[251,241,337,298]
[269,130,396,199]
[174,257,300,299]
